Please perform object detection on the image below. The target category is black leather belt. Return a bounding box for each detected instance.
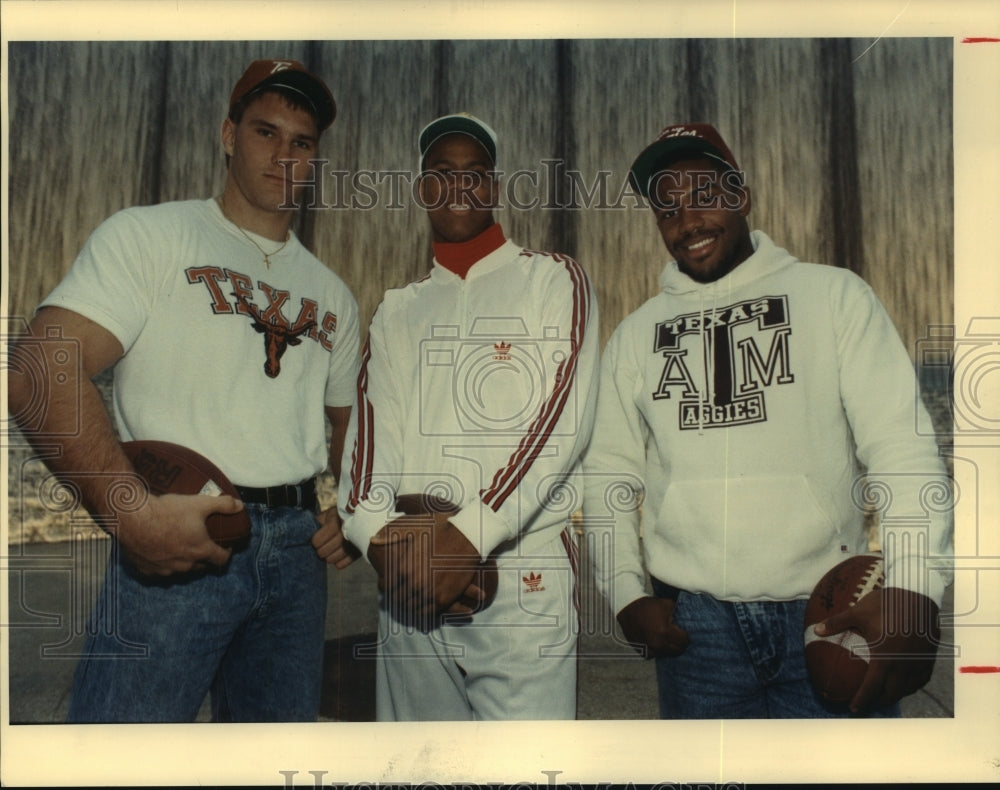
[234,478,318,512]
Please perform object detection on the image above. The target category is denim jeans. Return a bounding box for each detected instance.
[652,579,901,719]
[66,504,326,723]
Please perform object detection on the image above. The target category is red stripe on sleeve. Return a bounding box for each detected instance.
[345,338,374,513]
[480,254,591,511]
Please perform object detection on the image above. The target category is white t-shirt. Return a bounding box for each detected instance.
[42,198,360,487]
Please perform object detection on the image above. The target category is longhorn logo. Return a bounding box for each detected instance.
[235,294,315,378]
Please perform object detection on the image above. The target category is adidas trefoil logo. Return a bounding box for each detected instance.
[522,571,545,593]
[493,341,512,361]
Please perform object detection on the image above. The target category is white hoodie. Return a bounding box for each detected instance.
[582,230,952,611]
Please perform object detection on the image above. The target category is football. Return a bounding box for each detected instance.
[121,440,252,548]
[803,553,884,703]
[394,493,499,612]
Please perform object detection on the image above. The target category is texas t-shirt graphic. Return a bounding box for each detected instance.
[186,265,338,378]
[652,295,794,429]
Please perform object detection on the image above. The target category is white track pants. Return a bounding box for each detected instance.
[374,527,579,721]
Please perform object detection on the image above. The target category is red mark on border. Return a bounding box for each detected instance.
[961,37,1000,43]
[959,666,1000,674]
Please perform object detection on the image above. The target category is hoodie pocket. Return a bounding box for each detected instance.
[654,475,842,595]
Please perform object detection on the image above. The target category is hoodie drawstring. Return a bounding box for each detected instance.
[698,288,708,435]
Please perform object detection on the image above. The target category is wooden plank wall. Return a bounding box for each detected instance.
[6,39,952,358]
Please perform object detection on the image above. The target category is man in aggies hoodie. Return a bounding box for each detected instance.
[339,114,599,720]
[582,123,952,718]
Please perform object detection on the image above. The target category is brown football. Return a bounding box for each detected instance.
[122,440,252,548]
[394,493,499,612]
[803,553,884,703]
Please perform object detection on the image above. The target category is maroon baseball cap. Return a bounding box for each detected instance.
[229,59,336,130]
[629,123,741,197]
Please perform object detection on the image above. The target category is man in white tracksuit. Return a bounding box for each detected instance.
[340,114,599,720]
[582,123,952,718]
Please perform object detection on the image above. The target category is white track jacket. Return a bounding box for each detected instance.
[340,239,599,560]
[583,230,952,611]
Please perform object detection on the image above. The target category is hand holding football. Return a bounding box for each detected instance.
[803,553,884,703]
[122,440,251,548]
[368,493,499,626]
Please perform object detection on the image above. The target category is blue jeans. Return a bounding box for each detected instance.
[652,579,901,719]
[67,504,326,723]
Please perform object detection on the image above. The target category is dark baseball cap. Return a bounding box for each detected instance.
[229,59,336,131]
[419,113,498,168]
[629,123,741,197]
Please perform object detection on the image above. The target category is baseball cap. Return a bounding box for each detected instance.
[629,123,741,197]
[419,113,498,168]
[229,59,336,131]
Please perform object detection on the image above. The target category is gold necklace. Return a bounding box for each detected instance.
[217,197,289,269]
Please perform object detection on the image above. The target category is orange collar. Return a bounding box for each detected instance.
[433,224,506,279]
